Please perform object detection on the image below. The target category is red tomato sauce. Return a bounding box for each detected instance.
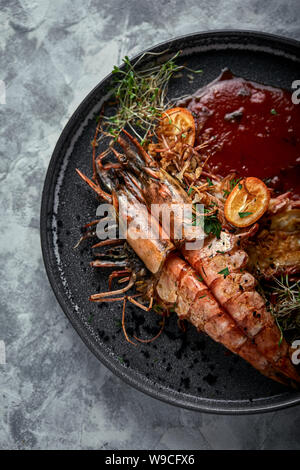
[180,70,300,198]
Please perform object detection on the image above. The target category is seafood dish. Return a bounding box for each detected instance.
[75,53,300,388]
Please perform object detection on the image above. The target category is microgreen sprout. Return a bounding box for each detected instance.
[102,51,200,141]
[271,276,300,335]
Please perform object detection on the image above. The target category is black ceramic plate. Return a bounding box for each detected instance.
[41,31,300,414]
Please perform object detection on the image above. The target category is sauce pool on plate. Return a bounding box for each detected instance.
[180,70,300,198]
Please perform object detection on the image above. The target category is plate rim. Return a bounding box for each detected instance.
[40,29,300,415]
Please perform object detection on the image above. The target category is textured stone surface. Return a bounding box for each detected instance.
[0,0,300,450]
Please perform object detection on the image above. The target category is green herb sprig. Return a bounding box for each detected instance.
[223,177,242,198]
[218,267,230,278]
[271,276,300,335]
[230,177,242,192]
[204,211,222,239]
[191,205,222,239]
[103,51,202,142]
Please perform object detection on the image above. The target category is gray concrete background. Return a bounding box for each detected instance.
[0,0,300,450]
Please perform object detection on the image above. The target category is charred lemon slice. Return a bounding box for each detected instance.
[156,107,195,157]
[224,177,270,228]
